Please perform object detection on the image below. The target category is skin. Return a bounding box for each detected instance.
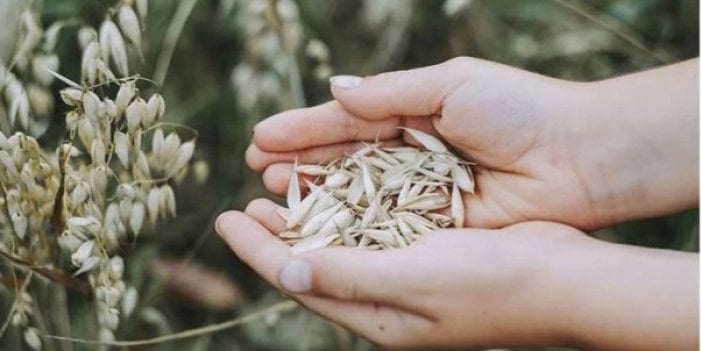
[219,57,699,349]
[217,202,698,350]
[247,57,698,230]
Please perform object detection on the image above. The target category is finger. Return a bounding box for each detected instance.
[216,210,431,345]
[244,198,287,234]
[278,247,414,306]
[253,101,402,152]
[225,204,412,304]
[261,162,350,197]
[253,162,506,231]
[329,59,464,120]
[238,201,416,305]
[246,141,360,172]
[262,163,295,197]
[255,135,446,198]
[246,138,405,172]
[215,211,291,282]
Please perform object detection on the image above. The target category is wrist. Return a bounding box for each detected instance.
[562,65,698,226]
[549,238,699,351]
[530,231,603,348]
[483,227,600,348]
[557,81,637,227]
[541,234,613,349]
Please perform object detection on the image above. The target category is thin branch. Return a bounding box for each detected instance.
[153,0,199,86]
[0,250,90,295]
[44,300,298,347]
[552,0,672,64]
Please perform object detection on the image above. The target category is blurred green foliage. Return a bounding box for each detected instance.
[3,0,698,350]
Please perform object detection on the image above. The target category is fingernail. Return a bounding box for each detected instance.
[329,75,363,89]
[278,259,312,293]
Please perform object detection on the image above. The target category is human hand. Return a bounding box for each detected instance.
[216,199,698,350]
[247,57,594,229]
[246,58,698,230]
[217,198,585,348]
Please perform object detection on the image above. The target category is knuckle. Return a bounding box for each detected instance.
[339,278,362,301]
[441,57,480,88]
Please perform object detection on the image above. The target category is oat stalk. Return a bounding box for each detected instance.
[44,300,298,346]
[153,0,199,86]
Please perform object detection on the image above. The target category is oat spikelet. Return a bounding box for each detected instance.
[118,5,142,50]
[401,127,447,153]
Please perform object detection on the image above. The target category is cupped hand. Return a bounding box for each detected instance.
[216,198,597,349]
[246,57,608,229]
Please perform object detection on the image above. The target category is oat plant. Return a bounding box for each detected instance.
[230,0,332,114]
[0,1,197,349]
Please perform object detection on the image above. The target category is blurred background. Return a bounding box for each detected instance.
[0,0,699,350]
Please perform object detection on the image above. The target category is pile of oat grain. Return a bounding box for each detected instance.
[281,128,475,253]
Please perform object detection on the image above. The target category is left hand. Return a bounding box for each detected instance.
[215,198,595,349]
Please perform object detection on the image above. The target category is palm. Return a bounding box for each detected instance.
[433,95,598,228]
[372,111,596,229]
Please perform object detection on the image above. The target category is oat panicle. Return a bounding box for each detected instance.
[0,0,203,347]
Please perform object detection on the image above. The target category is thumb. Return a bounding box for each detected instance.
[329,59,464,120]
[277,247,411,305]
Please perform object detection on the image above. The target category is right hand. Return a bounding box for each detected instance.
[217,200,699,351]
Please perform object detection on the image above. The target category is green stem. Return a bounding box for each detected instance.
[153,0,199,86]
[266,0,307,109]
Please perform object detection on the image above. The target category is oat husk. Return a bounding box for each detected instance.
[282,128,476,253]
